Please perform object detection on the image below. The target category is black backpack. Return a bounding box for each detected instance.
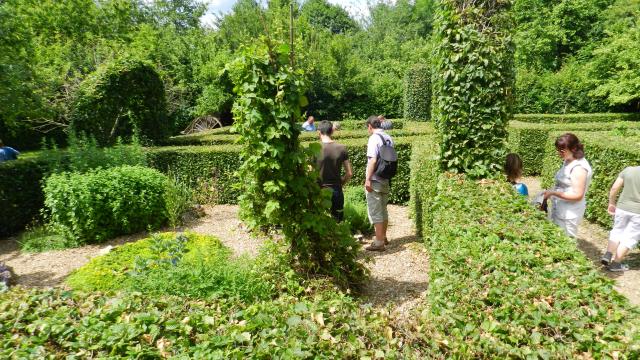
[374,134,398,179]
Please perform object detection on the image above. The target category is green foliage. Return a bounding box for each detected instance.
[0,285,407,358]
[403,64,431,121]
[413,173,640,356]
[513,113,640,123]
[67,232,286,303]
[226,39,367,288]
[300,0,359,34]
[17,226,69,253]
[542,131,640,228]
[63,133,147,173]
[70,57,169,146]
[508,121,640,176]
[433,0,515,178]
[164,173,194,228]
[343,187,372,236]
[43,166,169,244]
[409,140,440,238]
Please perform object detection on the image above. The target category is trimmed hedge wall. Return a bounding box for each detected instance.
[514,113,640,124]
[507,121,640,176]
[148,137,419,206]
[410,139,640,355]
[337,119,405,130]
[415,174,640,356]
[542,131,640,229]
[403,64,431,121]
[166,122,431,147]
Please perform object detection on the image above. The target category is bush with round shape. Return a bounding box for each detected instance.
[43,165,169,244]
[403,63,431,121]
[70,58,169,146]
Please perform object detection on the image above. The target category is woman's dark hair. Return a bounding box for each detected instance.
[505,153,523,183]
[555,133,585,159]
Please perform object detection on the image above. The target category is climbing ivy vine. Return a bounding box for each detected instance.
[433,0,515,178]
[226,38,367,288]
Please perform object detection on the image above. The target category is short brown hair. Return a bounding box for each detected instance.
[505,153,523,182]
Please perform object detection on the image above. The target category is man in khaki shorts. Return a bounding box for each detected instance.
[601,166,640,271]
[364,115,394,251]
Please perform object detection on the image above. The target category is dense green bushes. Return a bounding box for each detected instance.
[542,131,640,228]
[403,64,431,121]
[433,0,514,177]
[70,58,169,146]
[43,166,169,244]
[343,187,372,235]
[413,172,640,356]
[514,113,640,123]
[507,121,640,176]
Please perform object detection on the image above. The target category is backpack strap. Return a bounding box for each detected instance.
[376,133,390,146]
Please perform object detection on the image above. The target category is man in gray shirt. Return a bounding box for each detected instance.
[602,166,640,271]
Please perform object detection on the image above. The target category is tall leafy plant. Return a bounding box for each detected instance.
[226,38,367,288]
[403,63,432,121]
[433,0,515,177]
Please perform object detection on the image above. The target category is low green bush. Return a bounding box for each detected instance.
[0,286,407,358]
[507,121,640,176]
[514,113,640,124]
[343,186,372,235]
[414,173,640,357]
[66,232,289,303]
[542,131,640,228]
[336,119,405,130]
[43,166,169,244]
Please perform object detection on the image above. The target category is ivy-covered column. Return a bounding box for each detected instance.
[433,0,515,177]
[403,63,432,122]
[226,41,367,288]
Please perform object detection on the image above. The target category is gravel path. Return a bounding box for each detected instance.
[360,205,429,315]
[522,177,640,307]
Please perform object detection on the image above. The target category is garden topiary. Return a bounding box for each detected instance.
[433,0,515,177]
[70,58,169,146]
[403,63,431,121]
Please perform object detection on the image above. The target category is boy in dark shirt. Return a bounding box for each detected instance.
[316,120,352,221]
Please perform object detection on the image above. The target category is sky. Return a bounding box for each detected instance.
[199,0,376,27]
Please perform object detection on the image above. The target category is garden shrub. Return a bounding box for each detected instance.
[0,286,408,358]
[409,140,440,238]
[414,173,640,357]
[70,57,169,146]
[43,165,169,244]
[66,232,286,303]
[337,119,405,130]
[433,0,515,177]
[343,186,372,235]
[542,131,640,228]
[507,121,640,176]
[514,113,640,124]
[403,64,431,121]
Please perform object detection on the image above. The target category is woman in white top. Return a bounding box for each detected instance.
[543,133,593,238]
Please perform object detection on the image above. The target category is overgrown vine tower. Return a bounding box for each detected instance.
[433,0,515,178]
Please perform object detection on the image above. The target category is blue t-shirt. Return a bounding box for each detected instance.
[0,146,19,162]
[301,122,316,131]
[513,182,529,196]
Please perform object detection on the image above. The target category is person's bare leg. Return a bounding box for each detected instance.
[374,223,385,245]
[614,245,630,262]
[382,220,388,243]
[606,240,620,255]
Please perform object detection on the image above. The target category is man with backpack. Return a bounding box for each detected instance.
[364,115,397,251]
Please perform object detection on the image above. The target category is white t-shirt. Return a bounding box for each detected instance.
[367,130,394,183]
[551,157,593,220]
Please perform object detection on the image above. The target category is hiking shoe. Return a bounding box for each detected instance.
[607,262,629,272]
[365,243,386,252]
[601,251,613,266]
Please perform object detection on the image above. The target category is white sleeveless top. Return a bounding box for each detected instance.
[552,158,593,219]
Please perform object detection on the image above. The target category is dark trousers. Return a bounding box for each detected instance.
[323,185,344,222]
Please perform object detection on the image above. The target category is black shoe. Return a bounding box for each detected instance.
[601,251,613,266]
[607,262,629,272]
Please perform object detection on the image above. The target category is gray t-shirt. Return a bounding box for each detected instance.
[367,130,394,183]
[617,166,640,215]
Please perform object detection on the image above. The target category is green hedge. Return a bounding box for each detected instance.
[403,64,431,121]
[148,137,419,205]
[166,121,430,146]
[0,154,60,237]
[337,119,405,130]
[43,166,169,243]
[507,121,640,176]
[412,167,640,355]
[542,131,640,228]
[514,113,640,124]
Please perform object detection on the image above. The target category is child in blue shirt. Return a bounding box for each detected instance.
[505,153,528,196]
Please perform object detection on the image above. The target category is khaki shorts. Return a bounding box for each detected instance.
[550,212,581,238]
[366,180,390,224]
[610,208,640,249]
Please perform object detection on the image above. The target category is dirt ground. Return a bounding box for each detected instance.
[523,177,640,307]
[0,205,429,313]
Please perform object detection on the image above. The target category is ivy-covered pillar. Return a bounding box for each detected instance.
[433,0,515,177]
[403,63,432,122]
